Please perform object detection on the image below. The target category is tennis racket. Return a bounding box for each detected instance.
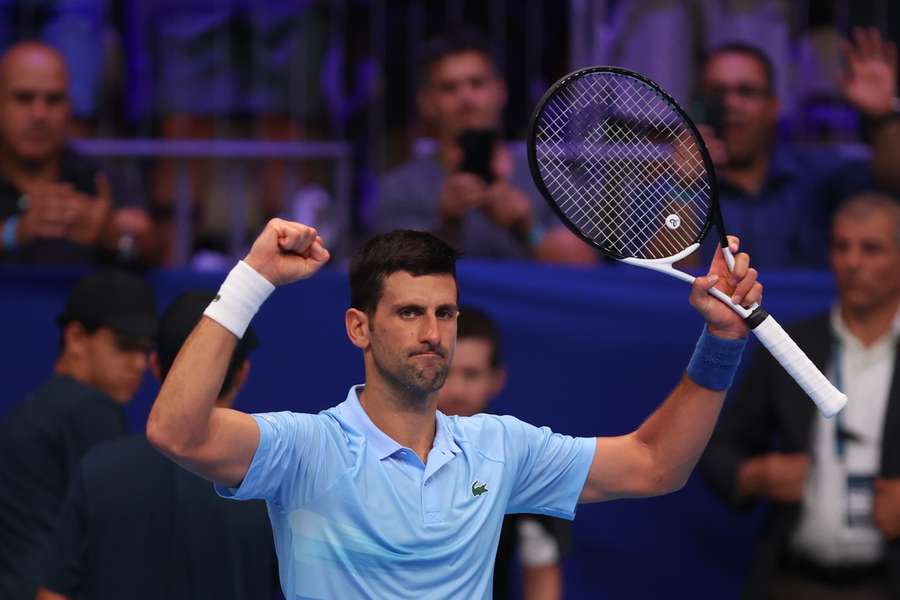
[527,66,847,417]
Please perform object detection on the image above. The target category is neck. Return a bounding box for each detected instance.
[54,352,88,385]
[840,297,900,347]
[0,150,60,191]
[359,377,438,463]
[722,152,769,195]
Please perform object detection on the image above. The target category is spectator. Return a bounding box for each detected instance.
[36,291,278,600]
[700,192,900,599]
[0,269,157,600]
[371,30,596,264]
[437,306,570,600]
[695,29,900,268]
[0,41,157,265]
[0,0,108,131]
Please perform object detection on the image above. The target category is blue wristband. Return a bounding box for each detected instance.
[2,215,17,251]
[685,326,747,391]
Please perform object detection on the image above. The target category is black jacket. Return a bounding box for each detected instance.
[700,313,900,599]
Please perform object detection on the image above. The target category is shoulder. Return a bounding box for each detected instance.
[379,157,442,191]
[445,413,535,458]
[778,142,869,171]
[82,435,160,475]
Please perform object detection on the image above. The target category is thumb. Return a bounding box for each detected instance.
[690,273,719,303]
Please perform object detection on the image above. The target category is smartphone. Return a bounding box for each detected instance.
[458,129,498,182]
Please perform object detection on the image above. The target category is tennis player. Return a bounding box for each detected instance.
[148,218,761,598]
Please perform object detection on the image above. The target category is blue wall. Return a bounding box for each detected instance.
[0,262,838,598]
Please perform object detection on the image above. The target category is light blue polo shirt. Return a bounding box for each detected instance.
[217,385,595,599]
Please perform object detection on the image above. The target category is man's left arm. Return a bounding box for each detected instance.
[841,28,900,193]
[580,237,760,502]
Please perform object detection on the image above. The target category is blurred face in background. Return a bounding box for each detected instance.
[437,336,505,417]
[0,43,70,164]
[61,324,149,404]
[418,50,507,142]
[701,51,779,168]
[830,200,900,316]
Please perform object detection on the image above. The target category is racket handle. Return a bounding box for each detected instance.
[750,312,847,418]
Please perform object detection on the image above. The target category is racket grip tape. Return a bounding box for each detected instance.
[748,311,848,418]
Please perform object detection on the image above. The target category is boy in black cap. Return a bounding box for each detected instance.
[35,291,276,600]
[0,269,157,600]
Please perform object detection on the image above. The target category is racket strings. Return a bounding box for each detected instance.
[534,72,713,260]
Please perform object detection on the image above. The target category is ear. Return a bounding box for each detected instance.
[149,352,161,381]
[345,308,371,350]
[489,365,507,397]
[62,322,89,357]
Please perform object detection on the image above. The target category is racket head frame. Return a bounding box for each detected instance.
[527,65,731,261]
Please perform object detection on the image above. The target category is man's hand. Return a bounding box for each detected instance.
[737,452,810,503]
[688,236,761,340]
[873,477,900,540]
[438,173,487,223]
[482,181,533,234]
[243,218,330,286]
[841,27,898,118]
[67,174,113,246]
[15,184,79,243]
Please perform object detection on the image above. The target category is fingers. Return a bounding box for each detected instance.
[272,219,318,254]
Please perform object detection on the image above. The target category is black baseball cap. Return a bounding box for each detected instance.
[155,290,258,384]
[56,269,158,341]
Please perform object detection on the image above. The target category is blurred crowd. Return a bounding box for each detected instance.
[0,0,897,271]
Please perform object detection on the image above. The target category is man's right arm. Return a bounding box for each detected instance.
[147,219,330,487]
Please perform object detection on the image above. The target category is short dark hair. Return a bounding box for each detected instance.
[418,29,496,87]
[349,230,459,315]
[457,306,503,368]
[156,291,258,399]
[703,42,776,92]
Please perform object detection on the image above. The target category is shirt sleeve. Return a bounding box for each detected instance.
[40,464,89,596]
[215,411,341,511]
[502,416,595,519]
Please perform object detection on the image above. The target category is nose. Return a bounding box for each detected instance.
[419,313,441,346]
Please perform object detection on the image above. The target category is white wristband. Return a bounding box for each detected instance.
[203,261,275,338]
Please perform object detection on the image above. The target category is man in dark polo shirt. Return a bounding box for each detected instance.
[36,291,278,600]
[0,269,157,600]
[0,41,156,265]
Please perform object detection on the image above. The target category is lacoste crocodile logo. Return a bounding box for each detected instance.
[472,481,488,497]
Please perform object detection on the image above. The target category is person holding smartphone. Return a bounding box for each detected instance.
[692,30,900,270]
[371,30,595,264]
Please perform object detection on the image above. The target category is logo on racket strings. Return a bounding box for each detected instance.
[472,481,489,497]
[665,214,681,230]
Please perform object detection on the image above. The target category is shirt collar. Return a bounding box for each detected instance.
[337,385,461,460]
[831,303,900,351]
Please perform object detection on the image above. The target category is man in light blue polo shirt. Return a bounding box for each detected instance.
[148,218,762,599]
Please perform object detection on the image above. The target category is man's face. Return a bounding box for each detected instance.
[700,52,778,166]
[437,337,505,417]
[830,209,900,314]
[0,47,70,163]
[80,327,149,404]
[368,272,458,398]
[419,50,506,141]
